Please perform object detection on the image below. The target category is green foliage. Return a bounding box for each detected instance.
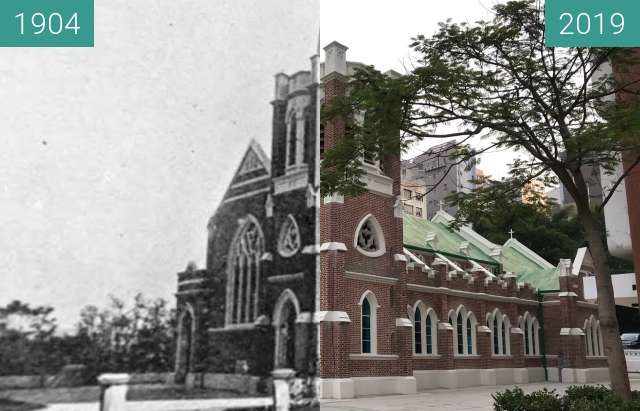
[448,177,633,271]
[494,386,640,411]
[493,387,561,411]
[0,294,176,378]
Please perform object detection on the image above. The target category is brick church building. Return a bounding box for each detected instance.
[174,56,319,388]
[319,41,609,399]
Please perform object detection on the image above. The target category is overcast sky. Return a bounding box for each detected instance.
[0,0,318,331]
[320,0,516,178]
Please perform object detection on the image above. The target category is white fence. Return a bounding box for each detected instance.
[99,370,295,411]
[625,349,640,373]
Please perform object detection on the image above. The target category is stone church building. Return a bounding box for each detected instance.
[174,56,319,387]
[319,41,609,399]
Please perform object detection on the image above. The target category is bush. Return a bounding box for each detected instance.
[493,387,561,411]
[494,386,640,411]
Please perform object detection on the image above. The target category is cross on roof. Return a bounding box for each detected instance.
[508,229,514,239]
[439,200,445,211]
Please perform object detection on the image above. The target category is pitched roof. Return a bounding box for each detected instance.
[501,241,560,291]
[403,214,498,266]
[402,212,561,291]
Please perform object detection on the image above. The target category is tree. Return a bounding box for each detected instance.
[0,301,59,377]
[321,0,640,397]
[448,177,633,272]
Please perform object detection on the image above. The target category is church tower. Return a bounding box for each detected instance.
[319,41,416,398]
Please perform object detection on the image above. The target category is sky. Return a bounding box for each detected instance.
[320,0,517,179]
[0,0,318,331]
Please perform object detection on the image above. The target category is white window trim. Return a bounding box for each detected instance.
[358,290,379,354]
[450,305,477,356]
[412,301,438,356]
[354,214,386,258]
[520,312,541,356]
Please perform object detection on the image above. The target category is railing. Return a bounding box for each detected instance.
[625,349,640,373]
[98,369,294,411]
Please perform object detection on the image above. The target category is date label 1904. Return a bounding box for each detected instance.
[0,0,93,47]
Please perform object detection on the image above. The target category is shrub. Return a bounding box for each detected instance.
[494,386,640,411]
[493,387,561,411]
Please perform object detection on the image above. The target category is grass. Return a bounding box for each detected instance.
[0,398,46,411]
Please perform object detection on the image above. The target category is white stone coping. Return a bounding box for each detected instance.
[560,327,585,336]
[98,374,130,386]
[438,322,454,331]
[477,325,491,333]
[315,311,351,323]
[394,254,408,262]
[406,283,538,306]
[345,270,398,285]
[349,354,399,360]
[510,327,524,335]
[320,242,347,252]
[585,355,607,360]
[323,193,344,204]
[396,318,413,327]
[558,292,578,297]
[302,244,320,254]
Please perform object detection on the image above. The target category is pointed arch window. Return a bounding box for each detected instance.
[288,112,298,167]
[359,291,378,354]
[354,214,386,258]
[413,303,438,355]
[226,217,264,326]
[451,306,476,356]
[277,215,301,258]
[522,313,541,356]
[414,307,422,354]
[489,309,511,355]
[585,316,604,357]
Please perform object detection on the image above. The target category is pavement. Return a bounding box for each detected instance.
[320,380,640,411]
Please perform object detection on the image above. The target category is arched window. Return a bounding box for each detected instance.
[584,316,603,357]
[414,307,422,354]
[413,303,438,355]
[489,310,511,355]
[359,291,378,354]
[287,112,297,167]
[226,216,264,325]
[426,311,435,354]
[466,316,473,354]
[457,312,464,355]
[452,306,476,355]
[354,214,386,257]
[521,313,540,356]
[277,215,301,258]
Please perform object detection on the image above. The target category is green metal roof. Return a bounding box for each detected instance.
[403,215,498,266]
[500,243,560,291]
[403,214,560,291]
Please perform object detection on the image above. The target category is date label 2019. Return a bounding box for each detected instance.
[545,0,640,47]
[0,0,93,47]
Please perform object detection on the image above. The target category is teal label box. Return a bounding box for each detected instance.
[0,0,93,47]
[546,0,640,47]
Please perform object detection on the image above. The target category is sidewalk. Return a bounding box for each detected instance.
[320,380,640,411]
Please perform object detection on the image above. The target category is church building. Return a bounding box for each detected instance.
[319,41,608,399]
[174,55,319,389]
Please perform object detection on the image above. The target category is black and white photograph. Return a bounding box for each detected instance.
[0,1,319,410]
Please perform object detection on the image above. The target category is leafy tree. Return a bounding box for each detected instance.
[321,0,640,397]
[0,301,59,377]
[449,177,633,273]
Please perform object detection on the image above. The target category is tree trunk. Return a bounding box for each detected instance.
[578,208,631,399]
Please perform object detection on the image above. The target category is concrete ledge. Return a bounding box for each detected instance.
[561,367,609,384]
[321,367,608,398]
[320,376,416,399]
